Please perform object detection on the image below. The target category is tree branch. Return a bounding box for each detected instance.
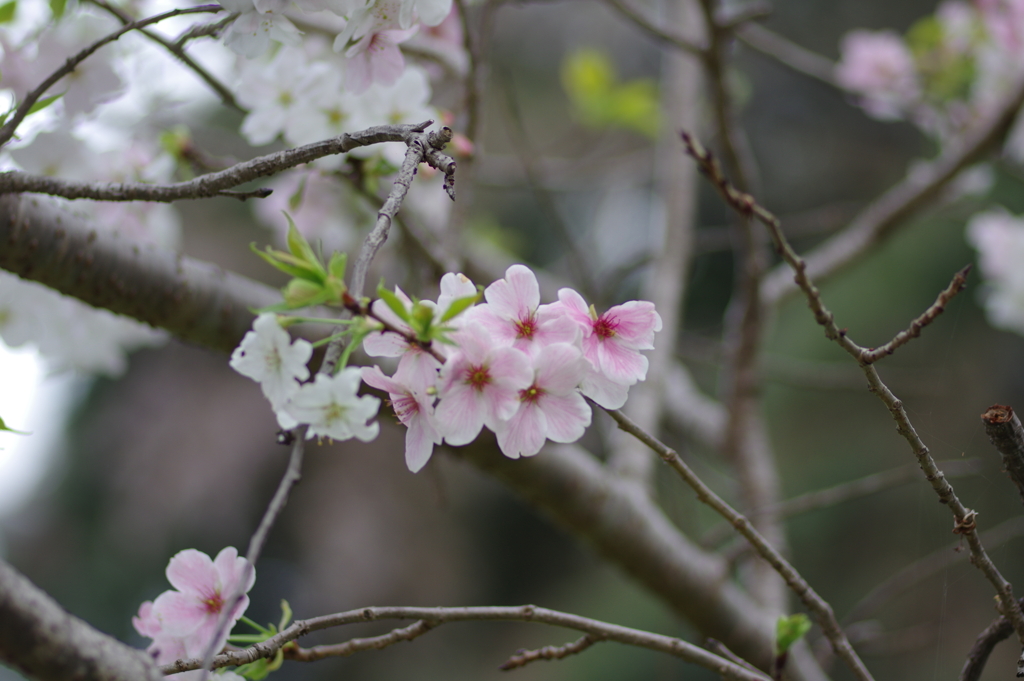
[0,123,436,202]
[162,605,772,681]
[761,71,1024,306]
[283,620,438,662]
[736,24,839,87]
[0,194,279,353]
[682,128,1024,670]
[959,599,1023,681]
[498,634,595,670]
[0,558,163,681]
[604,407,875,681]
[981,404,1024,508]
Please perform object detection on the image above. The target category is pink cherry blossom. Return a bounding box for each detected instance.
[466,264,578,356]
[835,30,920,120]
[361,357,442,472]
[148,547,254,659]
[547,288,661,409]
[344,27,417,95]
[435,325,533,445]
[493,343,592,459]
[132,600,188,664]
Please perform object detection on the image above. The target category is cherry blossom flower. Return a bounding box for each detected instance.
[132,600,188,665]
[284,368,381,442]
[547,288,661,409]
[361,358,442,472]
[147,547,254,659]
[435,325,533,445]
[221,0,302,58]
[493,343,592,459]
[967,209,1024,335]
[343,27,417,94]
[835,30,920,120]
[465,264,578,357]
[230,313,313,413]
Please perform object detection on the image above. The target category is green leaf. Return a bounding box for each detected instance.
[283,278,331,308]
[561,48,659,139]
[328,251,347,281]
[26,92,62,116]
[774,614,812,655]
[0,1,16,23]
[278,599,293,632]
[287,175,308,212]
[284,213,318,265]
[0,416,28,435]
[376,282,411,324]
[235,658,270,681]
[49,0,65,19]
[439,290,481,323]
[250,243,325,282]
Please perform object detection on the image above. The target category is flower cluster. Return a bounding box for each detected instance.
[133,547,255,665]
[834,0,1024,149]
[229,265,661,473]
[231,313,381,441]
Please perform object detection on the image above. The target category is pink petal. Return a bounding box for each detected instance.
[534,343,588,393]
[596,340,649,384]
[485,264,540,319]
[368,40,406,87]
[395,351,442,392]
[213,547,254,597]
[166,549,218,597]
[604,301,662,347]
[151,590,206,638]
[405,415,441,472]
[540,392,591,443]
[435,381,486,445]
[580,371,629,409]
[495,403,547,458]
[361,365,404,394]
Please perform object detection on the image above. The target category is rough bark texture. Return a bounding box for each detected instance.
[0,558,163,681]
[981,404,1024,508]
[0,193,278,353]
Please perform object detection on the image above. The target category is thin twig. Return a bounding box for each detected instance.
[859,264,972,364]
[603,0,706,54]
[0,122,435,202]
[681,129,1024,666]
[0,4,222,148]
[161,605,771,681]
[284,621,437,661]
[981,405,1024,508]
[736,24,839,87]
[499,635,595,670]
[85,0,243,112]
[604,406,876,681]
[959,599,1023,681]
[198,433,306,681]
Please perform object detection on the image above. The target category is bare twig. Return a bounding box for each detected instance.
[174,15,234,47]
[682,129,1024,666]
[761,70,1024,306]
[0,122,435,202]
[0,5,222,148]
[859,265,972,364]
[736,24,839,87]
[960,599,1024,681]
[284,621,437,662]
[604,406,875,681]
[603,0,706,54]
[162,605,772,681]
[85,0,243,112]
[981,405,1024,508]
[499,635,595,670]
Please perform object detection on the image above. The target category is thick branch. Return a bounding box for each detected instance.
[0,193,278,353]
[0,558,163,681]
[982,405,1024,508]
[0,123,434,202]
[163,605,772,681]
[761,71,1024,306]
[959,600,1022,681]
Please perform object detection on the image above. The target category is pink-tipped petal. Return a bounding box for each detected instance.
[541,392,591,443]
[165,549,218,596]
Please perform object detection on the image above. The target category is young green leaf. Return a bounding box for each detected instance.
[0,1,17,23]
[0,416,28,435]
[26,92,63,116]
[439,290,482,323]
[774,613,812,655]
[49,0,65,19]
[284,213,318,265]
[328,251,347,281]
[376,282,412,324]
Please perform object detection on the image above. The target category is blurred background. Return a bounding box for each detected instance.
[6,0,1024,679]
